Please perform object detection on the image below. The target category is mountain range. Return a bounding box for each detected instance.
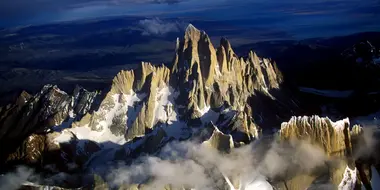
[1,24,380,190]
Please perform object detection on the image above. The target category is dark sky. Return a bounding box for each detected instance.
[0,0,379,38]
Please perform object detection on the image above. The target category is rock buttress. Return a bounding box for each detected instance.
[278,116,355,190]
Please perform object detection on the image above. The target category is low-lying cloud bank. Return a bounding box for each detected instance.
[2,124,379,189]
[103,138,330,189]
[0,166,37,190]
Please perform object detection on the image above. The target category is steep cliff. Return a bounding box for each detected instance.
[3,25,375,190]
[0,85,99,170]
[40,25,290,171]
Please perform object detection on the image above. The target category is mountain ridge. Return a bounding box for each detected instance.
[0,24,379,190]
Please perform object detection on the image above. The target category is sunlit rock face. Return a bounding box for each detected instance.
[171,24,284,117]
[269,116,380,190]
[202,124,235,153]
[39,24,290,170]
[5,25,378,190]
[280,116,352,157]
[275,116,353,189]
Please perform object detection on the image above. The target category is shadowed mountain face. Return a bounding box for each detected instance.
[235,32,380,89]
[1,25,380,190]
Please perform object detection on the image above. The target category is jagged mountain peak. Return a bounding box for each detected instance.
[71,24,286,140]
[184,23,200,37]
[1,24,380,190]
[109,61,170,95]
[184,23,210,41]
[220,37,234,53]
[185,23,197,32]
[0,25,308,190]
[277,115,359,189]
[14,90,32,105]
[202,123,235,152]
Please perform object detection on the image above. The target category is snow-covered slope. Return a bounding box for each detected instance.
[2,25,380,190]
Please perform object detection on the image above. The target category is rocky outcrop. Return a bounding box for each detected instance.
[275,116,380,190]
[171,25,283,117]
[280,116,351,157]
[3,24,379,190]
[5,134,46,167]
[51,24,288,157]
[202,124,235,152]
[278,116,352,189]
[0,85,99,170]
[0,24,297,189]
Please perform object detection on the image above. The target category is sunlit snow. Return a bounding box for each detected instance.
[331,118,350,131]
[223,174,273,190]
[54,90,144,146]
[338,166,357,190]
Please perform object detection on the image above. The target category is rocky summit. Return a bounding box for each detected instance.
[0,25,379,190]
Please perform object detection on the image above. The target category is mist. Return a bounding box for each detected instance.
[104,138,330,189]
[353,126,380,160]
[0,166,37,190]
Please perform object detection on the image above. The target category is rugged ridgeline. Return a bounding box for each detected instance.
[278,116,356,190]
[0,85,99,168]
[15,116,380,190]
[0,24,293,188]
[0,25,289,163]
[1,25,379,190]
[278,116,380,190]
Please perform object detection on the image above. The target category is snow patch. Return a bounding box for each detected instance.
[197,105,210,116]
[54,88,67,95]
[86,124,179,169]
[222,174,273,190]
[54,123,127,148]
[152,86,190,140]
[70,125,126,146]
[243,177,273,190]
[54,130,74,144]
[96,91,141,131]
[153,86,178,125]
[338,166,357,190]
[331,118,350,131]
[58,90,143,146]
[68,110,74,118]
[299,87,354,98]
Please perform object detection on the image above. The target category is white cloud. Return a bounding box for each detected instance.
[137,18,185,36]
[105,139,330,189]
[0,138,334,189]
[0,166,37,190]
